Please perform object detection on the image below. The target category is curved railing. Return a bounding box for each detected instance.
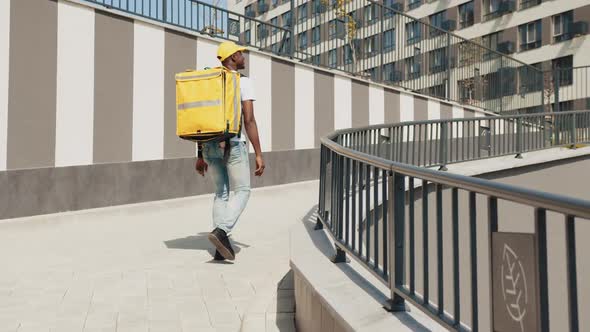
[316,110,590,331]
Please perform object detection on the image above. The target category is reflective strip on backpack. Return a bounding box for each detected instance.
[232,73,239,131]
[177,100,221,110]
[176,72,220,80]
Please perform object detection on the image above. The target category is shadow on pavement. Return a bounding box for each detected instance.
[164,232,251,259]
[301,205,431,332]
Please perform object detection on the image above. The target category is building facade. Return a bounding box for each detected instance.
[228,0,590,112]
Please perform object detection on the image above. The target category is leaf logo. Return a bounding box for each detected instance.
[501,244,529,332]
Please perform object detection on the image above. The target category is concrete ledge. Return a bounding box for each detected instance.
[0,148,319,220]
[444,145,590,177]
[289,210,443,332]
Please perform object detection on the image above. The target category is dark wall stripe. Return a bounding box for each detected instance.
[164,29,197,158]
[241,51,250,77]
[414,96,429,121]
[7,0,57,170]
[93,10,134,163]
[384,88,400,124]
[314,70,334,147]
[351,81,369,128]
[271,58,295,150]
[441,102,453,119]
[0,148,319,220]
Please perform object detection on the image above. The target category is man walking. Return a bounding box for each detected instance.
[195,41,265,261]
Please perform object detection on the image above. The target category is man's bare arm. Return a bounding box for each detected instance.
[242,100,265,176]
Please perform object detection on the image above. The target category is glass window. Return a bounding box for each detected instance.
[298,3,308,23]
[245,30,251,44]
[383,0,399,17]
[429,48,446,73]
[329,49,337,67]
[383,62,401,82]
[364,36,376,57]
[343,45,353,64]
[272,0,278,7]
[553,55,573,86]
[365,68,378,81]
[459,1,474,29]
[312,26,321,44]
[282,11,292,27]
[520,0,541,10]
[553,11,574,42]
[408,0,421,10]
[271,17,278,34]
[482,32,501,59]
[518,63,543,94]
[406,21,421,45]
[364,5,377,25]
[429,11,445,37]
[313,0,325,15]
[245,4,255,17]
[312,55,321,66]
[329,20,345,39]
[298,32,308,50]
[384,29,395,51]
[257,24,268,40]
[489,0,501,13]
[519,20,542,51]
[406,56,420,78]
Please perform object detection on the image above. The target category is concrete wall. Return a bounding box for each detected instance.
[0,0,485,220]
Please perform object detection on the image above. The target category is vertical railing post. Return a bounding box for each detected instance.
[163,0,168,22]
[446,32,451,101]
[554,68,561,113]
[515,117,523,158]
[289,0,295,59]
[379,3,385,83]
[570,113,577,148]
[439,122,448,171]
[499,57,504,113]
[316,145,325,230]
[385,171,408,312]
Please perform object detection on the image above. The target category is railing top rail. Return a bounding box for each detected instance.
[187,0,291,32]
[321,111,590,220]
[327,110,590,134]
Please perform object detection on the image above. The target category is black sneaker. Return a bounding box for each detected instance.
[213,250,225,261]
[208,228,235,260]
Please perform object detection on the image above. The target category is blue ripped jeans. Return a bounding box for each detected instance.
[202,141,251,235]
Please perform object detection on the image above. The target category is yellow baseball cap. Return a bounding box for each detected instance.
[217,41,247,62]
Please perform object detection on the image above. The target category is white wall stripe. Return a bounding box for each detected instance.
[0,0,10,171]
[400,93,414,141]
[196,38,219,71]
[294,64,315,149]
[369,85,384,125]
[334,76,352,130]
[248,52,272,152]
[427,100,441,120]
[55,1,95,167]
[132,22,165,161]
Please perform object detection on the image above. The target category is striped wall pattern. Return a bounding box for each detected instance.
[0,0,484,219]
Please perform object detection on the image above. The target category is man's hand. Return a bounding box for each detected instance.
[255,155,265,176]
[195,158,208,176]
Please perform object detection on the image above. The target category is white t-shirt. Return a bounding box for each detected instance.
[232,75,256,142]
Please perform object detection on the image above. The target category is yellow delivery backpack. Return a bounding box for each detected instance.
[176,67,241,143]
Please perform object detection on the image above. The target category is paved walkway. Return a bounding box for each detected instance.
[0,181,319,332]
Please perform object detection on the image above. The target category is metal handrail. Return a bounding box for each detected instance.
[322,134,590,219]
[318,109,590,332]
